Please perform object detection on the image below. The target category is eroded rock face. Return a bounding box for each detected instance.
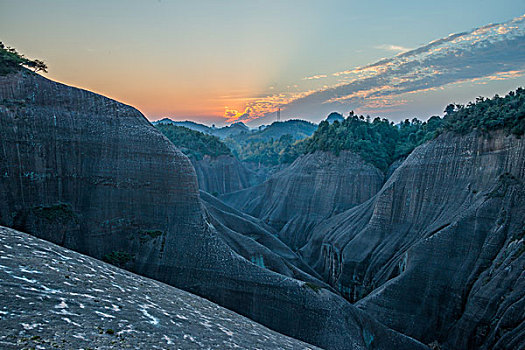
[0,226,317,350]
[0,71,203,263]
[192,155,261,195]
[303,131,525,349]
[200,190,328,287]
[0,71,426,350]
[221,150,384,250]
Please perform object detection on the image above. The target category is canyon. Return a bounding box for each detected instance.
[0,69,523,349]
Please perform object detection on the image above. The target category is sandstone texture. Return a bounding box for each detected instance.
[303,131,525,349]
[221,150,384,250]
[192,154,260,195]
[0,71,426,350]
[200,190,327,286]
[0,226,317,350]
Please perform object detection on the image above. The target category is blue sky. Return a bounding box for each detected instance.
[1,0,524,125]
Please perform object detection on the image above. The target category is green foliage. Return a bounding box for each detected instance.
[138,230,163,243]
[103,251,134,267]
[0,42,47,75]
[159,88,524,170]
[227,134,304,166]
[297,88,524,171]
[442,88,525,136]
[301,113,443,171]
[32,203,78,223]
[156,124,231,160]
[224,120,316,166]
[302,281,323,293]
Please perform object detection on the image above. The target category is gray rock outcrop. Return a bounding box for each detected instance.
[200,190,327,286]
[192,154,261,195]
[302,131,525,349]
[0,226,318,349]
[221,150,385,250]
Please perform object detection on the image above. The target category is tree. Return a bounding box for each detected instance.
[28,59,48,73]
[0,42,48,75]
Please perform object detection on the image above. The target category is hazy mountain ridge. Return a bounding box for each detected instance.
[154,118,250,139]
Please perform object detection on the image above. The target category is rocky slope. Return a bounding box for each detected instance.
[192,154,261,195]
[302,131,525,349]
[0,70,425,350]
[200,190,326,286]
[0,226,318,350]
[221,150,385,250]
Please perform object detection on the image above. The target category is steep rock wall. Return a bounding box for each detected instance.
[192,154,261,195]
[221,150,385,250]
[302,131,525,349]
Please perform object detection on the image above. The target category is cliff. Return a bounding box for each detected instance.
[302,131,525,349]
[221,150,385,250]
[192,154,261,195]
[0,70,425,350]
[200,190,326,285]
[0,226,318,350]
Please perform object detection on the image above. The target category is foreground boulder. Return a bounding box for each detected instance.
[0,70,425,350]
[0,226,317,350]
[303,131,525,349]
[221,150,384,250]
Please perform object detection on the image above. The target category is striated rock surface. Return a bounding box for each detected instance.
[0,71,426,350]
[192,154,261,195]
[303,131,525,349]
[221,150,384,250]
[200,190,327,287]
[0,226,317,350]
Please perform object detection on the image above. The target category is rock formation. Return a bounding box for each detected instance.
[0,226,319,350]
[200,190,327,286]
[0,70,425,350]
[192,155,261,195]
[302,131,525,349]
[221,150,385,250]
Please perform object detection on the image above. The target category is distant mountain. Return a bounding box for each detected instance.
[212,121,250,139]
[234,119,317,143]
[153,118,249,139]
[224,119,318,168]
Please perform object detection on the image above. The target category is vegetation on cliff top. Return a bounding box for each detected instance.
[299,88,524,171]
[224,120,316,166]
[226,134,302,166]
[156,124,231,160]
[296,113,443,171]
[442,88,525,136]
[0,42,47,75]
[156,88,523,171]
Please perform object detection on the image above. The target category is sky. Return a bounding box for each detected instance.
[1,0,524,126]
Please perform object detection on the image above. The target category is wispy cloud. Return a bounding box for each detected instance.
[303,74,328,80]
[225,14,525,123]
[374,44,412,53]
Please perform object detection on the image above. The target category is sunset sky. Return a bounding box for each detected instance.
[1,0,524,126]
